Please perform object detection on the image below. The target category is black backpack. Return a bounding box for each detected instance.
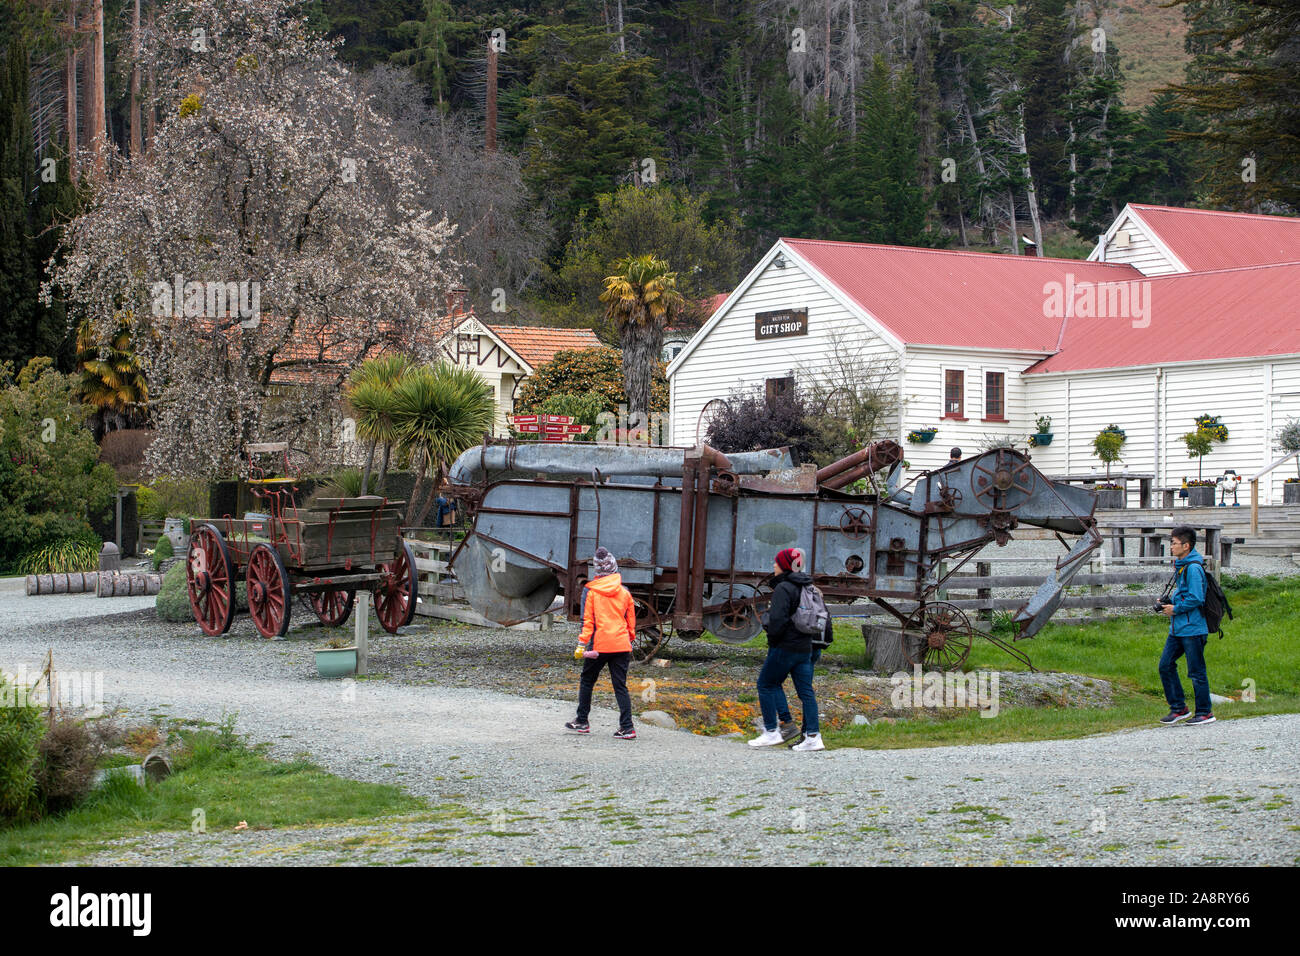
[1161,563,1233,638]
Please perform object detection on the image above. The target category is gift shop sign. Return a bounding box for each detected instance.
[755,309,808,340]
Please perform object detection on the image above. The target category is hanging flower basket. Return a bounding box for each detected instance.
[907,427,938,444]
[1029,432,1053,447]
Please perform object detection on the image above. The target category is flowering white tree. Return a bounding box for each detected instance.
[44,0,461,479]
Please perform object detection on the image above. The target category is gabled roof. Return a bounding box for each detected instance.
[1126,204,1300,272]
[782,238,1142,351]
[1026,261,1300,374]
[486,324,603,372]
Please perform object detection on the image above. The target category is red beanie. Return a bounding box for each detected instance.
[776,548,803,572]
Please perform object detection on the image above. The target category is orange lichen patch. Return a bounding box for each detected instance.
[123,725,163,756]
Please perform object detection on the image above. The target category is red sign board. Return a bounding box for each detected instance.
[509,414,587,442]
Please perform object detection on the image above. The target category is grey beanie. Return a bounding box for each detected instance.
[593,547,618,577]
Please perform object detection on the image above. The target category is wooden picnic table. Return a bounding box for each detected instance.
[1051,472,1156,508]
[1097,518,1229,566]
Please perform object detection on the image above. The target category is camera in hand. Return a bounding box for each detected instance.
[1153,600,1169,612]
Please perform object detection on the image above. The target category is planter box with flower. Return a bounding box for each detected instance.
[1029,413,1053,447]
[315,636,357,678]
[907,426,938,444]
[1186,479,1218,508]
[1090,425,1127,508]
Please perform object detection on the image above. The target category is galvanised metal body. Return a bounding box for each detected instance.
[446,439,1101,666]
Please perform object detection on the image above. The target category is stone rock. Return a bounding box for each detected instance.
[639,710,677,730]
[94,764,146,788]
[1209,693,1235,705]
[852,714,871,726]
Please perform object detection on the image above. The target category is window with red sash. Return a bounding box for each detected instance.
[943,369,965,419]
[985,371,1005,420]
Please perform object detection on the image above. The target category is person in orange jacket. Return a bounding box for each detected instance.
[565,547,638,739]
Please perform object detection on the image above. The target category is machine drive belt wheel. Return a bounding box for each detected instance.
[186,523,236,636]
[247,543,293,639]
[901,601,974,671]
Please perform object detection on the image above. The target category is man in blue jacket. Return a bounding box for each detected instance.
[1157,526,1214,725]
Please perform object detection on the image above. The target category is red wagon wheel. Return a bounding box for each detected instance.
[186,523,236,636]
[247,544,292,639]
[373,540,418,634]
[310,588,355,627]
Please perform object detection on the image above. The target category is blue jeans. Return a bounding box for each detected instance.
[758,647,818,734]
[1159,632,1211,715]
[775,648,822,730]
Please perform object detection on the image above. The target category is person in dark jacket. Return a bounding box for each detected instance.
[749,547,822,751]
[1156,527,1215,725]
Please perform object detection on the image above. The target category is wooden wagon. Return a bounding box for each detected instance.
[184,444,418,638]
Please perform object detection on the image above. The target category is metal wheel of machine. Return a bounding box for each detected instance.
[373,540,418,633]
[969,449,1037,511]
[186,523,236,636]
[704,583,770,644]
[631,597,667,663]
[310,588,355,627]
[246,544,292,638]
[901,601,974,671]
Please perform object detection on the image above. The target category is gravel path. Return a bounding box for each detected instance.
[2,597,1296,866]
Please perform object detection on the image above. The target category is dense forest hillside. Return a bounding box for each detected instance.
[1,0,1295,371]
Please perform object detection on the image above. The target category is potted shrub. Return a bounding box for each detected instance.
[907,426,938,444]
[1181,415,1228,505]
[314,636,357,678]
[1276,418,1300,504]
[1029,413,1053,447]
[1091,425,1126,507]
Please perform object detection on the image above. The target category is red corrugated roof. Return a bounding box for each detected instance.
[783,238,1142,351]
[1128,204,1300,272]
[1026,261,1300,373]
[487,325,603,370]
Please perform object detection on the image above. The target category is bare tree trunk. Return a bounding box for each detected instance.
[65,0,78,178]
[485,38,497,154]
[129,0,142,157]
[86,0,107,180]
[1017,109,1045,256]
[376,442,392,493]
[615,0,625,55]
[621,318,663,420]
[360,437,377,495]
[1007,189,1020,255]
[823,1,831,103]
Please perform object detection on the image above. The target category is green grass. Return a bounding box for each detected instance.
[821,575,1300,749]
[0,728,425,866]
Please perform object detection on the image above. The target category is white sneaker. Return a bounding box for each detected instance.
[792,733,826,752]
[748,728,785,747]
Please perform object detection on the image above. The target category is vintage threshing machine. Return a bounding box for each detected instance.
[185,443,419,638]
[445,438,1102,668]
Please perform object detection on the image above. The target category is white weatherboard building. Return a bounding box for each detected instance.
[667,205,1300,504]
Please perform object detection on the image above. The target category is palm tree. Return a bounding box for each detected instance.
[345,354,412,495]
[390,361,494,526]
[599,254,684,421]
[75,316,148,438]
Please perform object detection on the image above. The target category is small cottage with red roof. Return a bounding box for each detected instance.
[435,299,603,434]
[667,205,1300,504]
